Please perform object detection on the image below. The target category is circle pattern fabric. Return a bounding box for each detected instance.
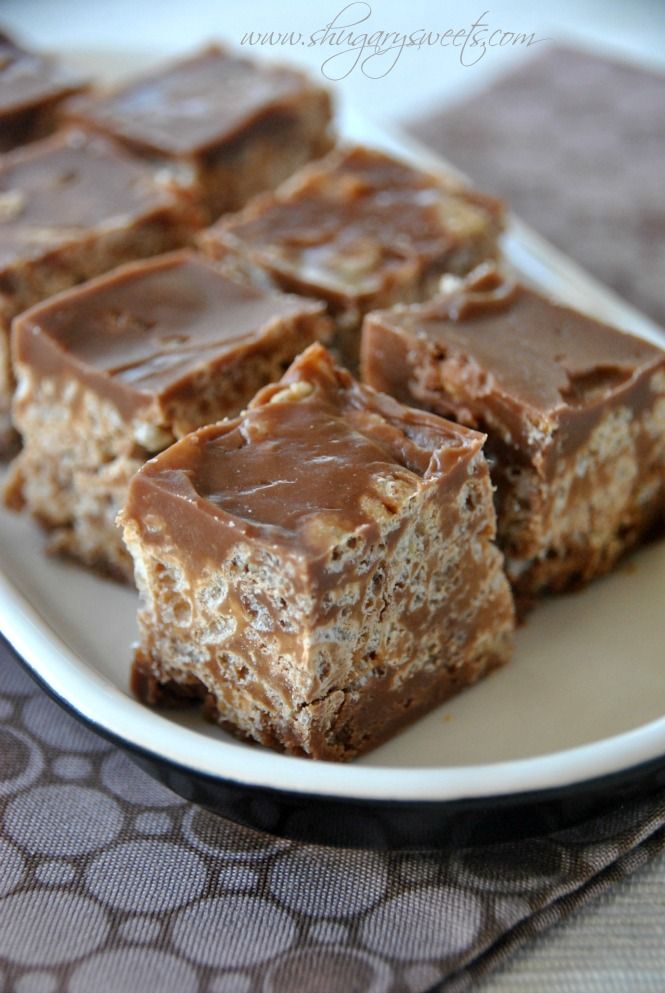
[3,644,665,993]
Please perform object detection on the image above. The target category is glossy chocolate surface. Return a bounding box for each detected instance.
[205,146,503,303]
[363,266,665,463]
[128,344,484,557]
[0,31,85,116]
[0,129,192,269]
[14,251,324,415]
[66,45,322,157]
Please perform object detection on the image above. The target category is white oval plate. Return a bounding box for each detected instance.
[1,46,664,846]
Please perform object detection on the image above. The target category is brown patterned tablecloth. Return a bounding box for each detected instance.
[2,43,665,993]
[3,645,665,993]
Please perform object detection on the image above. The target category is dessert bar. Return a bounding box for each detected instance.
[0,31,87,151]
[64,44,333,219]
[6,251,329,579]
[362,265,665,601]
[0,128,204,451]
[120,343,514,760]
[199,145,503,367]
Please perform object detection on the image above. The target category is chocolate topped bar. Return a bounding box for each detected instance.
[129,343,479,557]
[0,128,203,450]
[65,45,333,217]
[7,251,330,578]
[66,44,321,156]
[362,265,665,599]
[200,145,503,366]
[366,266,664,454]
[121,344,514,760]
[0,128,198,268]
[0,31,87,151]
[16,249,327,423]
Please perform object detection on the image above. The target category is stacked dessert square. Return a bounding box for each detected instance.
[0,129,204,450]
[200,144,503,367]
[0,40,333,450]
[0,31,88,151]
[121,344,514,759]
[3,34,664,760]
[63,45,334,219]
[362,264,665,606]
[6,252,330,579]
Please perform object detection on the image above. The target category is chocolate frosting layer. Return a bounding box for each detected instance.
[0,31,85,115]
[67,45,322,157]
[363,266,665,459]
[14,251,324,411]
[150,403,425,541]
[207,146,503,302]
[0,129,192,269]
[392,269,661,411]
[129,344,484,556]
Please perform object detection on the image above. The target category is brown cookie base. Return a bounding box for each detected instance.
[131,642,511,762]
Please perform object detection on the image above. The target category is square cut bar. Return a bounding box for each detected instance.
[6,250,330,580]
[361,265,665,601]
[64,44,334,219]
[0,31,88,152]
[119,343,514,761]
[0,128,204,452]
[199,145,504,368]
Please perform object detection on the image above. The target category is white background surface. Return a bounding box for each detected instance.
[3,0,665,125]
[2,1,665,990]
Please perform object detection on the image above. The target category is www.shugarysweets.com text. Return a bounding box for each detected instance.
[240,3,549,79]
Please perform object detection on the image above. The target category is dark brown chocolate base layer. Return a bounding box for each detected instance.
[131,648,509,762]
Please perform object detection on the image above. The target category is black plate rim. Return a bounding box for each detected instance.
[6,632,665,849]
